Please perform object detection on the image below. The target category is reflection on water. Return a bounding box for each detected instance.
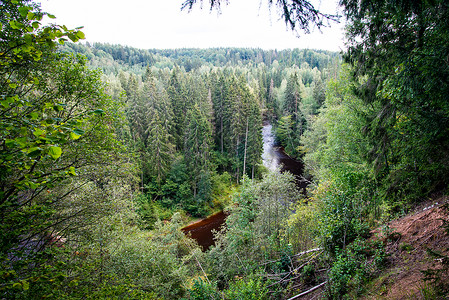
[262,123,307,190]
[262,124,279,171]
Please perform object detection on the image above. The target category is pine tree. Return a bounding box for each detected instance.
[167,67,186,151]
[246,98,263,179]
[184,104,213,197]
[211,72,230,154]
[147,110,174,183]
[283,72,301,121]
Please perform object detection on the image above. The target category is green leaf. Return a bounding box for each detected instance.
[53,104,64,112]
[20,280,30,291]
[48,146,62,160]
[73,128,84,135]
[16,137,28,148]
[29,112,39,119]
[5,139,16,148]
[18,6,31,17]
[9,20,20,29]
[47,13,56,19]
[33,128,45,137]
[70,132,81,140]
[93,109,104,115]
[1,100,11,109]
[28,182,39,189]
[68,33,78,42]
[12,282,22,289]
[68,166,77,176]
[68,279,79,287]
[27,12,35,21]
[76,31,85,39]
[27,147,42,157]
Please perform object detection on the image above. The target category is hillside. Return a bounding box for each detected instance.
[366,196,449,299]
[291,197,449,300]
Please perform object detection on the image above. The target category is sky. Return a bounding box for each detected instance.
[38,0,345,51]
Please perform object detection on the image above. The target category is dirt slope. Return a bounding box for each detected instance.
[365,196,449,299]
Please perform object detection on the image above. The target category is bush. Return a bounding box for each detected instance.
[316,170,372,256]
[224,275,269,300]
[327,239,386,299]
[188,278,221,300]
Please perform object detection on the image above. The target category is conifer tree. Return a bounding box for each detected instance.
[167,67,186,151]
[211,72,230,154]
[245,97,263,179]
[147,109,174,183]
[184,104,212,198]
[283,72,301,121]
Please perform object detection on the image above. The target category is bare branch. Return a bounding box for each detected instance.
[287,280,327,300]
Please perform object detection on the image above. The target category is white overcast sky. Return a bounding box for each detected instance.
[38,0,345,51]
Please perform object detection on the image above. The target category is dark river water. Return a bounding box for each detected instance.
[182,123,306,250]
[261,123,308,192]
[181,211,226,251]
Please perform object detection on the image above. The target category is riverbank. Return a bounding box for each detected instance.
[181,122,309,251]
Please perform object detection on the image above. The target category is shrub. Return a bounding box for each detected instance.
[188,278,221,300]
[224,275,269,300]
[327,239,387,299]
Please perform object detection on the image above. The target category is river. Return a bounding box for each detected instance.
[182,123,306,250]
[261,123,308,193]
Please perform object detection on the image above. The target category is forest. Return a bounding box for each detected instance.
[1,0,448,299]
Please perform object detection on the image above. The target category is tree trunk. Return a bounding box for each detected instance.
[243,117,249,180]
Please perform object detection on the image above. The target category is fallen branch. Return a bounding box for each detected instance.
[265,250,324,288]
[292,251,323,274]
[194,253,210,284]
[292,248,323,258]
[287,281,328,300]
[259,248,323,267]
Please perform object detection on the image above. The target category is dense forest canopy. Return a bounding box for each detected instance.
[60,42,339,73]
[1,0,448,299]
[56,42,337,218]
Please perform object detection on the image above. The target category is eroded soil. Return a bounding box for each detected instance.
[365,196,449,299]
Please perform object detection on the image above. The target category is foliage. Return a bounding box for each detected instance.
[187,274,269,300]
[326,238,386,299]
[343,0,449,202]
[204,172,302,289]
[61,41,337,220]
[276,115,296,156]
[315,169,372,256]
[301,65,372,180]
[224,274,269,300]
[286,200,316,253]
[0,2,156,299]
[188,278,221,300]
